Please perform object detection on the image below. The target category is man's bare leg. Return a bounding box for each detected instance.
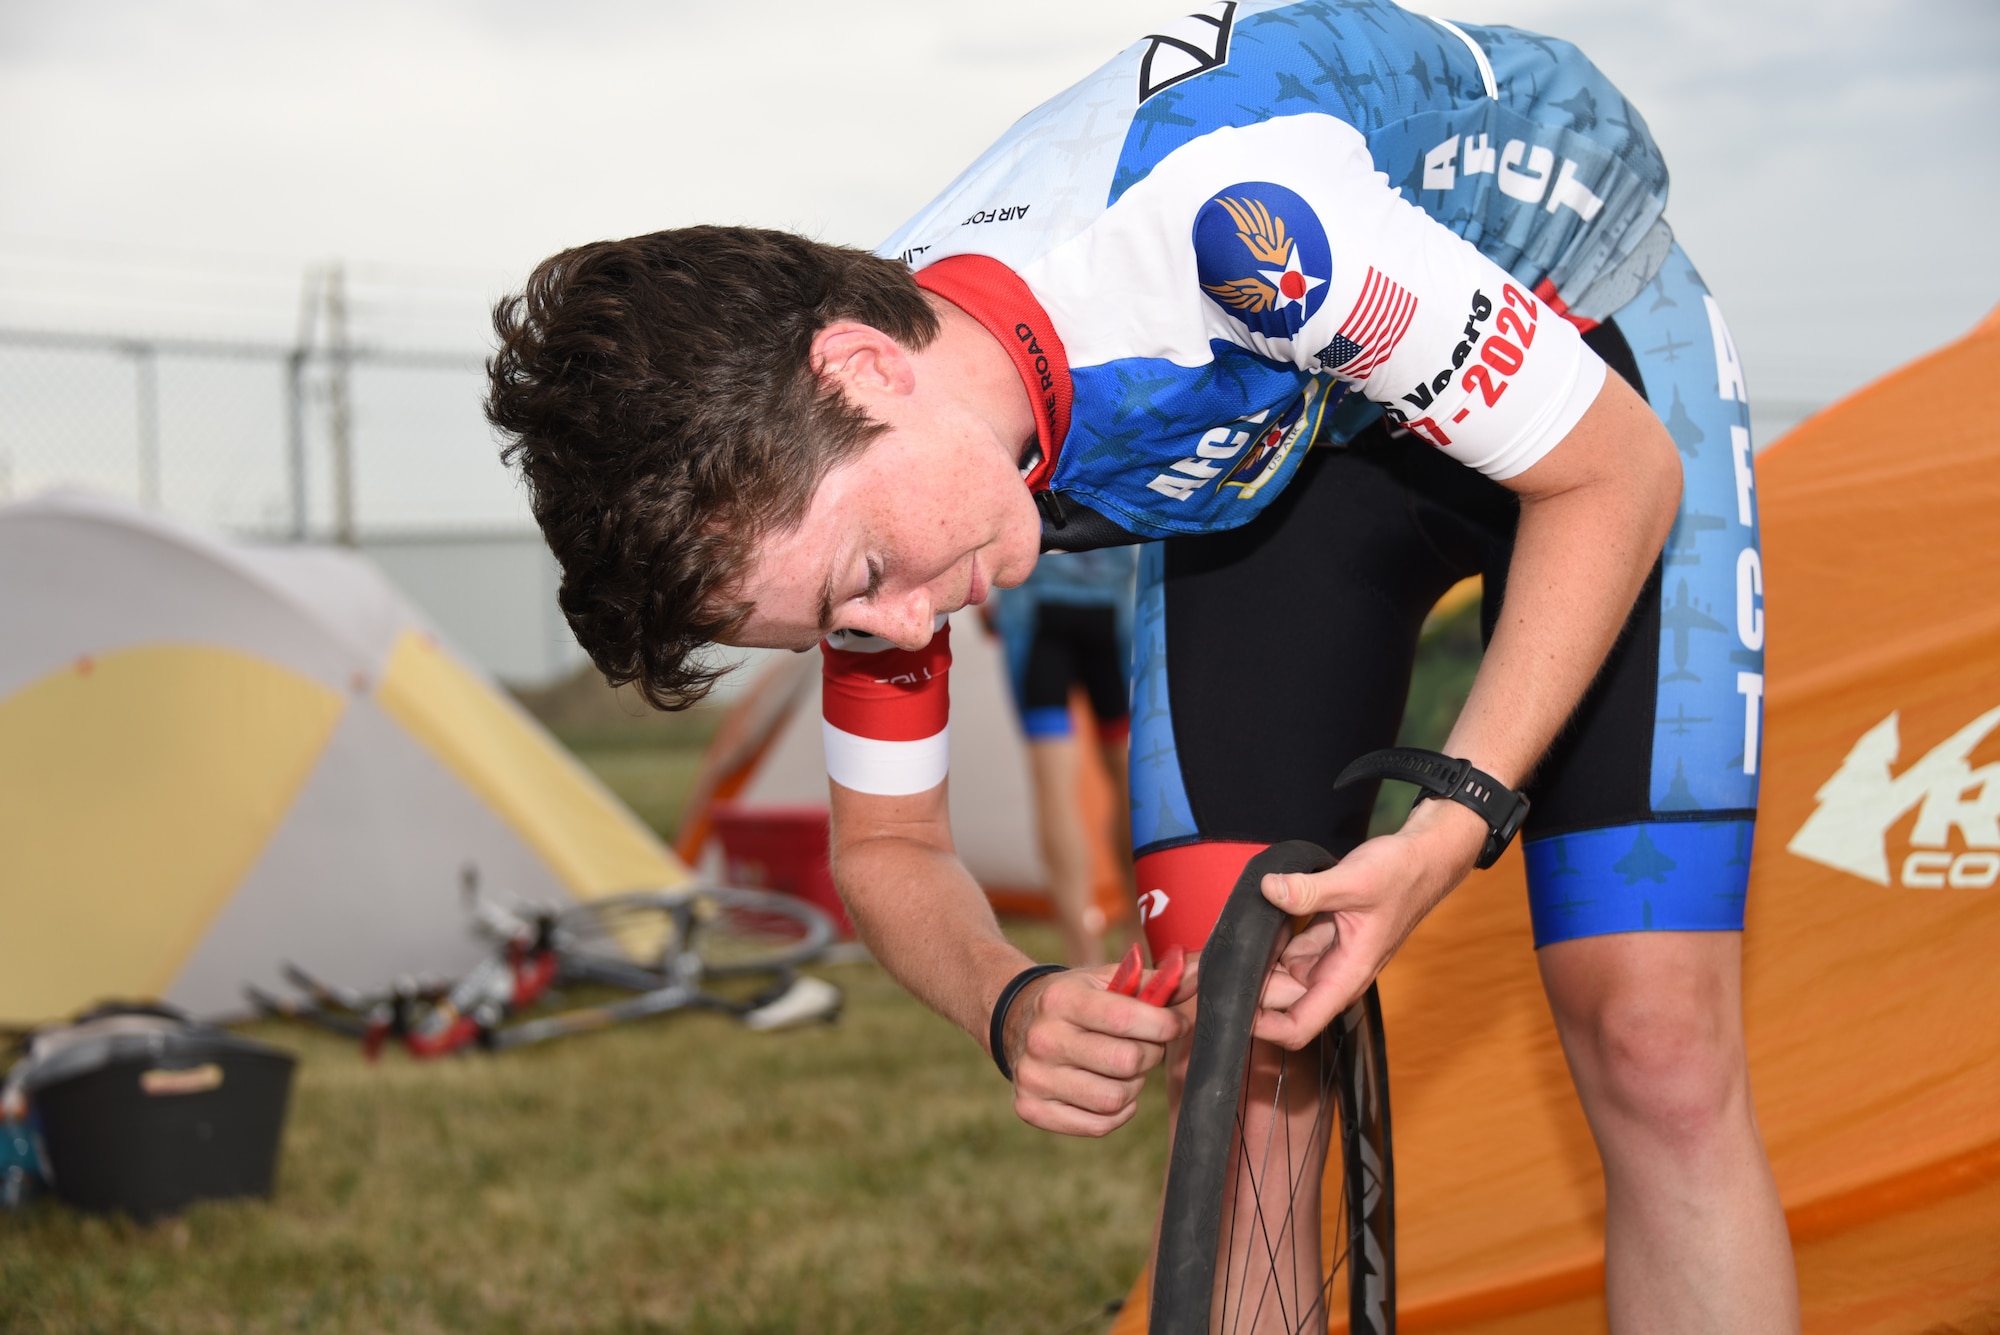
[1098,733,1139,948]
[1539,931,1798,1334]
[1026,736,1104,966]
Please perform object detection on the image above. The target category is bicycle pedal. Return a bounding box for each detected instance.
[741,976,842,1031]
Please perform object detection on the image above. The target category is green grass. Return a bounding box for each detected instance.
[1,613,1480,1332]
[0,926,1161,1335]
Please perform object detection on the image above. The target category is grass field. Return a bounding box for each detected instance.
[1,926,1163,1335]
[2,600,1480,1333]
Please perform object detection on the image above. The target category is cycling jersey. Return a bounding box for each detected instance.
[823,0,1677,800]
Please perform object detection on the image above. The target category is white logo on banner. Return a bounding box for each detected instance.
[1789,706,2000,889]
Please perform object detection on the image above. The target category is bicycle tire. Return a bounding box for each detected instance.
[553,885,835,987]
[1151,841,1395,1335]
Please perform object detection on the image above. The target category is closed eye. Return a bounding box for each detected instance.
[818,556,885,641]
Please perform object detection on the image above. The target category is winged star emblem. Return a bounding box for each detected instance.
[1201,196,1325,316]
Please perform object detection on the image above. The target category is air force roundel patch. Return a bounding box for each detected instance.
[1193,182,1331,340]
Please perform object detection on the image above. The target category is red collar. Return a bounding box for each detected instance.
[912,255,1072,491]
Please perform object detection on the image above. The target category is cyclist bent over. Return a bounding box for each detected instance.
[485,4,1797,1329]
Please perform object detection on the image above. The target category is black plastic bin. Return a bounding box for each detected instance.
[4,1006,296,1220]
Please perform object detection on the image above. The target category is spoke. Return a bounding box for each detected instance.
[1226,1101,1266,1330]
[1227,1057,1288,1333]
[1223,1077,1251,1331]
[1288,1046,1339,1334]
[1232,1047,1312,1327]
[1240,1051,1297,1335]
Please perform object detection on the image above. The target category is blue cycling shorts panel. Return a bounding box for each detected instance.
[1524,243,1762,946]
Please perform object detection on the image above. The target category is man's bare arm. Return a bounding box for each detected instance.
[1444,368,1682,786]
[1255,369,1683,1046]
[829,780,1025,1038]
[830,779,1187,1135]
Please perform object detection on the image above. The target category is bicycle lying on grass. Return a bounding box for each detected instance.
[248,884,842,1057]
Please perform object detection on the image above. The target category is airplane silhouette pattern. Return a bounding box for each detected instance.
[1661,578,1729,684]
[1524,817,1757,944]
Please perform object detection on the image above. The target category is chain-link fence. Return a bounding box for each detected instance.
[0,272,587,682]
[0,281,1824,688]
[0,326,517,538]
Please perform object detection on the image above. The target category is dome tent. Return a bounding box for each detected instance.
[0,492,687,1025]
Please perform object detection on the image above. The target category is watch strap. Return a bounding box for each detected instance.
[1333,747,1530,869]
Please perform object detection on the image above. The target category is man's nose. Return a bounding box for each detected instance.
[857,591,934,650]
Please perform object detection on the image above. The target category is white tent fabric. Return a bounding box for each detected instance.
[0,492,684,1023]
[721,611,1050,894]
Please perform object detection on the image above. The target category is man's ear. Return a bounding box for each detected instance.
[811,322,915,399]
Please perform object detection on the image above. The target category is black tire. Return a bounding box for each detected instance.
[1151,841,1395,1335]
[552,886,835,989]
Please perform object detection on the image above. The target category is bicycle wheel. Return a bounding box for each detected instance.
[553,885,835,989]
[1151,841,1394,1335]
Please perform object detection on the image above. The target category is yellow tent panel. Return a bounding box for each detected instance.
[377,629,688,899]
[0,493,690,1023]
[0,645,342,1019]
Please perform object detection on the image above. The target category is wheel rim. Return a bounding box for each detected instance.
[1213,1008,1340,1333]
[554,887,833,984]
[1150,841,1395,1335]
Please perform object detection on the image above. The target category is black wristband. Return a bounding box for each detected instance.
[1333,747,1531,870]
[989,963,1068,1083]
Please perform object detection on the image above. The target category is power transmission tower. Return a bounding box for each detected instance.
[325,262,356,547]
[285,267,321,542]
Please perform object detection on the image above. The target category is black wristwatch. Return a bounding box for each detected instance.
[1334,748,1530,869]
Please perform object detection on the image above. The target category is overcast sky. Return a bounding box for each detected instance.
[2,0,1996,450]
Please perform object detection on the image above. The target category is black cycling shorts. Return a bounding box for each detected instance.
[1003,601,1132,742]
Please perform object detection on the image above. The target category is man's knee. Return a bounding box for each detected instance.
[1570,981,1747,1144]
[1544,935,1750,1144]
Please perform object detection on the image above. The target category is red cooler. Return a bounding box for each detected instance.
[709,803,852,936]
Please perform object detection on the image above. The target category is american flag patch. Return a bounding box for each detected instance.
[1313,268,1417,380]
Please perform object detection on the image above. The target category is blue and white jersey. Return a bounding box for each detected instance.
[878,0,1674,543]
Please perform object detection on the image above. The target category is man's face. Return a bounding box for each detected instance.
[729,396,1043,652]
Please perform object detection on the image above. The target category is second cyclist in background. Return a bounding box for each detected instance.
[989,547,1138,967]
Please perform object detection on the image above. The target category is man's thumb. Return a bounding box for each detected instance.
[1263,871,1306,911]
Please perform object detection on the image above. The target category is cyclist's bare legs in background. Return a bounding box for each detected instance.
[1026,733,1131,968]
[1540,931,1800,1334]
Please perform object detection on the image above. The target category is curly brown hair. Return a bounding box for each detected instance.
[486,227,939,709]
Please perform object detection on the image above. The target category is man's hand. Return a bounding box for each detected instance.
[1252,798,1486,1048]
[1006,964,1194,1136]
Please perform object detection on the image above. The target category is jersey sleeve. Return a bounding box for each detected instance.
[1264,122,1607,479]
[819,619,951,796]
[1026,113,1606,482]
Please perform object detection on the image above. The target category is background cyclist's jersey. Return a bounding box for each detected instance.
[825,0,1675,796]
